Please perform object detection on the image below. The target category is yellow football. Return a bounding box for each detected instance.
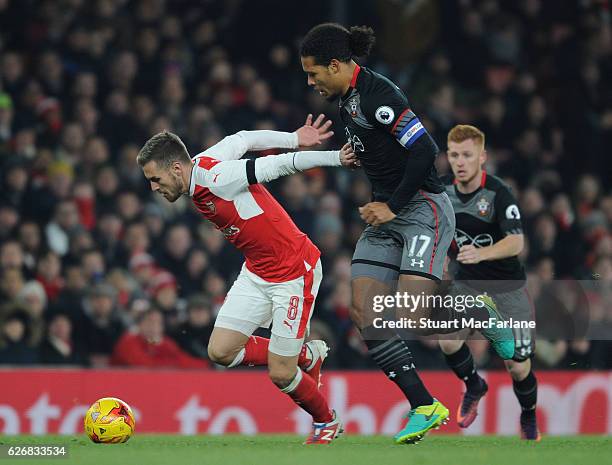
[84,397,136,444]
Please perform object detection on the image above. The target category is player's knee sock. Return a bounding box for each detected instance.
[443,343,484,391]
[228,336,311,368]
[513,369,537,411]
[360,326,434,408]
[280,368,333,423]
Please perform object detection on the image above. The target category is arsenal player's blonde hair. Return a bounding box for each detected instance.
[447,124,485,150]
[137,130,191,168]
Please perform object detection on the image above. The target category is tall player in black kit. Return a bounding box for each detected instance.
[300,23,514,444]
[439,125,540,440]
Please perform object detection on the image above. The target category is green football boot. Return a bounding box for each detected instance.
[394,400,449,444]
[477,294,515,360]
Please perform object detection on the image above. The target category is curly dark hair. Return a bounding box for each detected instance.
[300,23,376,66]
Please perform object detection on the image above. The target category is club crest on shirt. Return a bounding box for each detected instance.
[205,201,216,214]
[477,197,490,217]
[349,97,359,117]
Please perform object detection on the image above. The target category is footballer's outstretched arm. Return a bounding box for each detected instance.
[202,130,299,162]
[195,144,352,199]
[200,114,334,161]
[250,144,352,184]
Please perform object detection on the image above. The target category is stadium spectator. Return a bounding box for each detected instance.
[79,248,106,284]
[0,205,19,241]
[157,224,193,284]
[1,158,28,209]
[0,239,26,275]
[77,283,125,368]
[35,251,64,302]
[39,312,85,366]
[171,295,214,360]
[148,269,182,329]
[17,279,47,320]
[182,247,209,296]
[111,308,209,369]
[0,268,25,305]
[18,221,44,274]
[45,199,80,257]
[0,309,38,365]
[94,211,124,268]
[105,268,139,313]
[52,263,87,322]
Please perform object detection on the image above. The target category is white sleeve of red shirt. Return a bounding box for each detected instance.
[254,150,341,183]
[194,130,299,161]
[190,150,341,200]
[190,157,250,200]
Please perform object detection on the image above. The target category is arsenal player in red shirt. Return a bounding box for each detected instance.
[137,115,357,444]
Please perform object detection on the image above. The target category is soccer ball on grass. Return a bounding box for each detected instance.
[84,397,136,443]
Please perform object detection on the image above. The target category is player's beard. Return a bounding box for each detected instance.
[316,83,340,101]
[165,176,184,202]
[323,86,342,102]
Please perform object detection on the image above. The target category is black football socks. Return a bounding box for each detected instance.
[513,369,538,411]
[361,326,434,408]
[443,343,486,392]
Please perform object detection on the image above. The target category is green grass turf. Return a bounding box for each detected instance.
[1,435,611,465]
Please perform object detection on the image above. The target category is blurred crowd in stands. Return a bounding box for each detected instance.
[0,0,611,370]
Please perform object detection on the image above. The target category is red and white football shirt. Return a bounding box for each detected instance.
[188,155,320,283]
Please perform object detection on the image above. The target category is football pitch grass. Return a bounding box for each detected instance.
[2,435,611,465]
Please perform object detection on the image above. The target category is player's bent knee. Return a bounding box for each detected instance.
[505,358,530,380]
[439,338,464,354]
[206,345,226,365]
[207,344,239,366]
[268,365,297,389]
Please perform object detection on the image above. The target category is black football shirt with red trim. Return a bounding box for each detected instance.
[443,171,526,282]
[339,65,444,205]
